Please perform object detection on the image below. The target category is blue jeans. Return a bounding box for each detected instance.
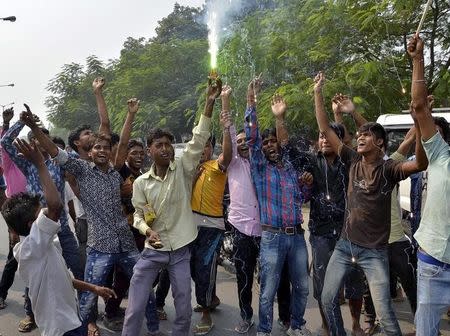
[415,258,450,336]
[321,239,401,336]
[80,248,158,332]
[59,220,84,280]
[257,231,309,333]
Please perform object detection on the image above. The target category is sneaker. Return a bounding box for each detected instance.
[235,319,254,333]
[286,326,312,336]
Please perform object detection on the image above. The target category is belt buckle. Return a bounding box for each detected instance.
[284,227,295,235]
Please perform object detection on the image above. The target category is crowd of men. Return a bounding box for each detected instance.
[0,34,448,336]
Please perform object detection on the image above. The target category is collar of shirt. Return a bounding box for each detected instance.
[143,161,176,181]
[88,161,115,173]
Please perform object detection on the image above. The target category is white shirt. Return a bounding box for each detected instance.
[13,210,81,336]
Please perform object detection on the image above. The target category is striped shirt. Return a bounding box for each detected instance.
[244,105,310,228]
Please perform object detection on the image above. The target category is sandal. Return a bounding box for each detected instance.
[88,327,100,336]
[156,308,167,320]
[193,322,214,335]
[18,317,37,333]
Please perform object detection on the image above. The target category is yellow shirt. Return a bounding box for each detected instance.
[191,160,227,218]
[131,115,211,251]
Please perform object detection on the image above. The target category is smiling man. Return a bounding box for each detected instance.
[313,72,428,336]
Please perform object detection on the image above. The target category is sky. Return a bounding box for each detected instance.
[0,0,205,128]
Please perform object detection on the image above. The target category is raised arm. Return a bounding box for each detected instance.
[20,104,59,158]
[395,125,416,157]
[218,111,232,170]
[272,94,289,146]
[14,139,62,221]
[114,98,140,170]
[93,77,111,136]
[2,107,13,132]
[180,77,222,175]
[397,119,428,176]
[0,119,30,173]
[244,77,263,149]
[313,72,342,155]
[407,35,435,141]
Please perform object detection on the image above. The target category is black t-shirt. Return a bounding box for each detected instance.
[119,164,141,224]
[340,146,406,248]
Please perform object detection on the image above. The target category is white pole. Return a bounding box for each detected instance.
[416,0,433,36]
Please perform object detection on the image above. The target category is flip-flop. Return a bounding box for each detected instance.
[193,322,214,335]
[88,327,100,336]
[18,318,37,333]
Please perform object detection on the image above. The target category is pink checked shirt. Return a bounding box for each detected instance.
[227,125,261,237]
[1,127,27,197]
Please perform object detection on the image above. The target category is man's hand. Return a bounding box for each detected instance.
[247,75,263,96]
[332,93,355,115]
[92,77,105,94]
[14,139,45,166]
[313,72,325,94]
[19,104,40,129]
[206,76,222,102]
[220,110,232,129]
[145,228,160,243]
[271,94,287,119]
[299,172,313,187]
[221,84,232,99]
[127,98,140,114]
[3,107,14,124]
[94,286,117,301]
[407,34,424,60]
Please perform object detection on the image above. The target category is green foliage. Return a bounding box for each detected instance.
[46,1,450,141]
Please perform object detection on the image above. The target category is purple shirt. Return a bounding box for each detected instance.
[227,125,261,237]
[0,127,27,197]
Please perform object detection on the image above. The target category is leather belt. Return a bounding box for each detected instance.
[261,224,303,235]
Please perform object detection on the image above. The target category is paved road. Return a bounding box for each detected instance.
[0,209,449,336]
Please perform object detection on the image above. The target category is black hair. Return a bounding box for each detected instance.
[358,122,387,149]
[329,122,345,141]
[68,125,92,153]
[52,136,66,150]
[87,133,112,151]
[433,117,449,143]
[110,132,120,146]
[146,128,175,147]
[237,128,245,135]
[127,138,145,151]
[1,193,40,236]
[27,128,49,141]
[261,128,277,141]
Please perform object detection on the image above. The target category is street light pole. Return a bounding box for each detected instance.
[0,83,14,88]
[1,16,16,22]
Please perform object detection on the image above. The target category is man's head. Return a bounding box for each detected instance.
[236,129,249,159]
[200,135,215,164]
[261,128,280,162]
[87,133,112,168]
[433,117,449,143]
[356,122,387,155]
[52,136,66,151]
[68,125,93,154]
[318,122,345,157]
[1,193,41,236]
[146,128,175,167]
[127,139,145,171]
[27,128,50,155]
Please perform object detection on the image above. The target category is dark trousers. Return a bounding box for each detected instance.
[232,229,260,321]
[364,239,417,323]
[0,231,19,300]
[190,227,224,308]
[155,269,170,308]
[63,324,87,336]
[277,260,291,323]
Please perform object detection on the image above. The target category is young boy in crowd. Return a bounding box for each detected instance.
[2,137,115,336]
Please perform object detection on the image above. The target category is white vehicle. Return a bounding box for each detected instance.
[377,107,450,213]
